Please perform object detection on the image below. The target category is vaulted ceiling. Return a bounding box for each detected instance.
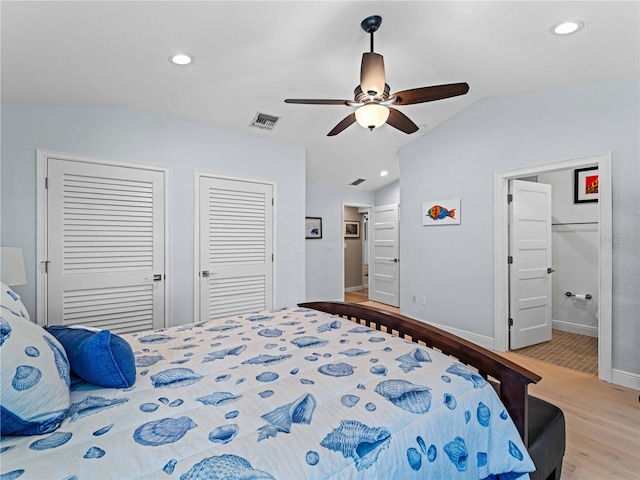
[2,1,638,191]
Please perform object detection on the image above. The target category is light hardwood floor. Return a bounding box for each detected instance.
[503,352,639,480]
[344,291,640,479]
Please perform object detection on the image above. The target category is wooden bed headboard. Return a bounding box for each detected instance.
[299,301,541,446]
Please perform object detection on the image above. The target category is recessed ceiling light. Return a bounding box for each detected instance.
[551,21,584,35]
[380,170,388,177]
[169,54,194,65]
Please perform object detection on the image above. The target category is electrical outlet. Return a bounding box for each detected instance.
[412,295,417,303]
[421,296,427,305]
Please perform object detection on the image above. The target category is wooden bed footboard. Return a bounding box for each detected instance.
[299,301,541,446]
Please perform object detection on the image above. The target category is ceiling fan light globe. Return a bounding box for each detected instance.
[355,104,389,130]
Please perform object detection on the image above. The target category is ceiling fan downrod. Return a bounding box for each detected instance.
[361,15,382,53]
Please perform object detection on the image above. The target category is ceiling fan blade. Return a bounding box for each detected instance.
[285,99,351,105]
[391,82,469,106]
[386,107,419,134]
[327,113,357,136]
[360,52,385,97]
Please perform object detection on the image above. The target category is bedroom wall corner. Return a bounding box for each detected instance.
[0,105,307,326]
[305,182,374,302]
[397,77,639,378]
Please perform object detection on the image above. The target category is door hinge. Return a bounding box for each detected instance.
[507,256,513,264]
[507,193,513,203]
[272,198,274,206]
[42,260,50,273]
[45,177,48,189]
[508,318,514,327]
[272,254,274,262]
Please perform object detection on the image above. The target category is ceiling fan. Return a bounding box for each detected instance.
[284,15,469,136]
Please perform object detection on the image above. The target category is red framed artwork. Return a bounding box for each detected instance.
[574,167,599,203]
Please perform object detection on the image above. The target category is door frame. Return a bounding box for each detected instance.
[494,152,612,382]
[193,171,277,320]
[36,149,170,327]
[341,202,373,300]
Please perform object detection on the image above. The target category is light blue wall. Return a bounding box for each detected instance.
[399,77,639,375]
[1,106,306,326]
[375,180,400,206]
[305,182,374,302]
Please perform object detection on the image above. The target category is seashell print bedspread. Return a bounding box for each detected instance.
[0,307,535,479]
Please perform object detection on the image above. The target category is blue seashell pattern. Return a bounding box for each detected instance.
[444,436,468,472]
[341,394,360,407]
[306,451,320,466]
[291,336,328,348]
[29,432,73,451]
[163,459,177,475]
[241,354,292,366]
[477,402,491,427]
[258,393,316,440]
[133,416,196,446]
[445,363,487,388]
[135,355,164,367]
[196,392,242,406]
[0,317,11,346]
[43,336,70,387]
[180,454,274,480]
[407,447,422,471]
[0,305,533,479]
[12,365,42,391]
[151,368,203,388]
[83,446,105,459]
[396,347,432,373]
[318,362,354,377]
[67,396,129,422]
[24,346,39,357]
[374,379,432,414]
[321,420,391,471]
[208,424,238,444]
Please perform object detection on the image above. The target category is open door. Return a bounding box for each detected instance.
[369,203,399,307]
[509,179,552,349]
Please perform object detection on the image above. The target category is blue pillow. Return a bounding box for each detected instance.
[1,282,71,436]
[46,326,136,388]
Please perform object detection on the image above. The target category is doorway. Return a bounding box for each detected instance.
[495,152,612,382]
[343,205,368,300]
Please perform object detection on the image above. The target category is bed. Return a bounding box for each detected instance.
[1,287,542,480]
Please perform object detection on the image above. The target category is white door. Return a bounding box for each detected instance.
[199,176,273,321]
[46,158,166,334]
[369,203,399,307]
[509,179,552,349]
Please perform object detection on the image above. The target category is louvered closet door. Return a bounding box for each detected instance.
[199,177,273,321]
[47,159,165,334]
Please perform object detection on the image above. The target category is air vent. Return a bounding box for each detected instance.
[350,178,366,186]
[250,112,280,130]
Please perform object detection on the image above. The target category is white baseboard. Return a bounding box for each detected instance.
[552,320,598,337]
[612,369,640,391]
[403,313,495,350]
[344,286,364,292]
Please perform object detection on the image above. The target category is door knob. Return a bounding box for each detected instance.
[547,268,556,274]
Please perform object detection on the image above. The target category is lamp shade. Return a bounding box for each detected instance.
[1,247,27,286]
[355,104,390,130]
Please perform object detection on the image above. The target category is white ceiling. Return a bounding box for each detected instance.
[2,1,638,191]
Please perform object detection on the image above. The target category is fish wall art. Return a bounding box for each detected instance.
[422,199,461,226]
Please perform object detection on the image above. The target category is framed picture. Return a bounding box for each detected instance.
[344,221,360,238]
[423,198,461,226]
[574,167,598,203]
[305,217,322,239]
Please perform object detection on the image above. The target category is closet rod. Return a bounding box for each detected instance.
[551,221,599,226]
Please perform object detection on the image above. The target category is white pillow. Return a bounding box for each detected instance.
[0,282,71,435]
